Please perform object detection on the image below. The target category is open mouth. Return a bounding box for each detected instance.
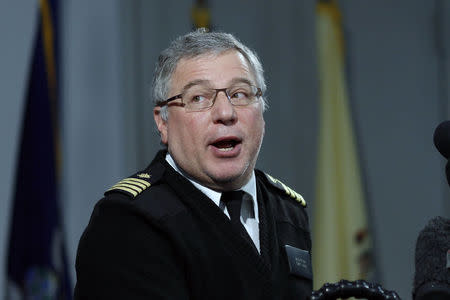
[211,138,241,152]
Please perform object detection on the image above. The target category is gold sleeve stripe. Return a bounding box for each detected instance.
[111,183,143,193]
[125,178,151,187]
[282,183,293,196]
[294,192,306,206]
[266,173,306,207]
[299,196,305,206]
[120,179,149,189]
[105,176,152,198]
[108,186,138,197]
[267,174,276,183]
[278,181,294,199]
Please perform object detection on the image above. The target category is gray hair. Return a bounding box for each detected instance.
[152,29,268,120]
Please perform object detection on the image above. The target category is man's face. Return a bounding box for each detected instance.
[154,50,265,191]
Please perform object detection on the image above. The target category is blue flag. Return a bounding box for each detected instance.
[6,0,72,298]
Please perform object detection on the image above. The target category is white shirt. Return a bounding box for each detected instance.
[165,153,260,252]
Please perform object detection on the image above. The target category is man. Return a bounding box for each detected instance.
[74,29,312,299]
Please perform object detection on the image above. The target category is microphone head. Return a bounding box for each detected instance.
[413,216,450,300]
[434,121,450,159]
[434,121,450,186]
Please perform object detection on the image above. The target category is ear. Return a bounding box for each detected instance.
[153,107,168,145]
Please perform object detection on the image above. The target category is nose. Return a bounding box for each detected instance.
[211,90,237,125]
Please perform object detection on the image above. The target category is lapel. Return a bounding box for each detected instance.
[161,158,273,276]
[256,177,275,270]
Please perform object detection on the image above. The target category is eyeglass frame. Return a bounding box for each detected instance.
[155,84,263,111]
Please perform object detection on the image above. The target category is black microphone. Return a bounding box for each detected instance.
[411,123,450,300]
[412,216,450,300]
[434,121,450,159]
[433,121,450,186]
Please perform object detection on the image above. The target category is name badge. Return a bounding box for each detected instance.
[284,245,313,280]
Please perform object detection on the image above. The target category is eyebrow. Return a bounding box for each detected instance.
[180,77,255,93]
[181,79,211,93]
[229,77,254,86]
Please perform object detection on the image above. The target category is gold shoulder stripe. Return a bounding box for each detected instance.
[107,186,138,197]
[105,174,152,198]
[120,178,148,189]
[110,183,143,193]
[125,178,151,188]
[265,173,306,207]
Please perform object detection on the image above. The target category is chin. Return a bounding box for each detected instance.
[208,167,250,189]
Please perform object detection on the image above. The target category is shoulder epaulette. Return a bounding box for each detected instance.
[263,173,307,207]
[104,162,165,198]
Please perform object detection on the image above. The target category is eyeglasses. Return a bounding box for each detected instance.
[156,83,262,112]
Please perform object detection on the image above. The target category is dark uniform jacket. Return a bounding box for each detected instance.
[74,150,312,299]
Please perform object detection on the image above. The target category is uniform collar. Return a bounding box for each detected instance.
[165,152,259,223]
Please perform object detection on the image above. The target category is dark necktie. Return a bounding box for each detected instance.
[221,191,256,249]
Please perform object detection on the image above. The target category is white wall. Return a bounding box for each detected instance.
[339,1,448,296]
[60,0,125,285]
[0,0,126,293]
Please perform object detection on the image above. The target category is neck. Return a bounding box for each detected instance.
[165,152,253,192]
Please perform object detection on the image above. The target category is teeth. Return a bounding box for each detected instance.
[218,147,233,152]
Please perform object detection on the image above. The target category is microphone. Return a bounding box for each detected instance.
[433,121,450,186]
[411,123,450,299]
[413,217,450,300]
[434,121,450,159]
